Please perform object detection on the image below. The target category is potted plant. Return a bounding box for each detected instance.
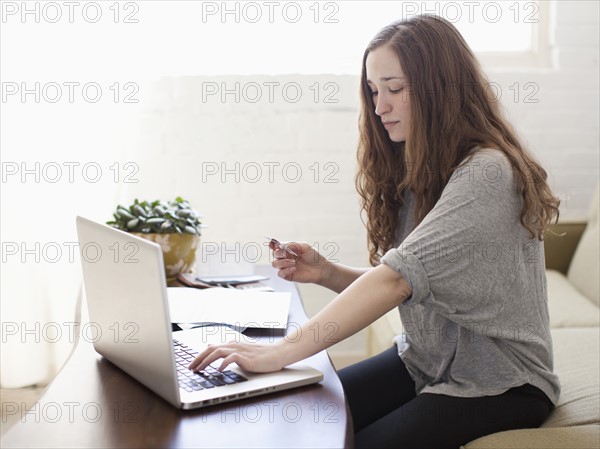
[107,197,203,285]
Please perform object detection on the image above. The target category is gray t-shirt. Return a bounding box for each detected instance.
[380,148,560,405]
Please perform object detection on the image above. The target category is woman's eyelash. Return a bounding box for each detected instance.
[371,88,403,96]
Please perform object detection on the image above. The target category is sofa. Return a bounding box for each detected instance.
[367,185,600,449]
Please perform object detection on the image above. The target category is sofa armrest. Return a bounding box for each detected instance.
[544,220,587,274]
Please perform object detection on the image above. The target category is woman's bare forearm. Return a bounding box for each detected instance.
[319,263,371,293]
[277,264,411,366]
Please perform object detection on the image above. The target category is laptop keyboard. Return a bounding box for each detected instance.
[173,339,248,392]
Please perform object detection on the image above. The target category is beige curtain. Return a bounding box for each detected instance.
[1,98,142,387]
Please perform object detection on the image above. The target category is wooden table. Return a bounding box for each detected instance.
[1,266,352,448]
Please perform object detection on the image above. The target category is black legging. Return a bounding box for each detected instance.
[337,347,554,449]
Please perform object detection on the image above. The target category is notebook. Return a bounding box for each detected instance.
[75,216,323,409]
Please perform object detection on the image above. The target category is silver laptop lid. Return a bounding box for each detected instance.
[76,216,180,407]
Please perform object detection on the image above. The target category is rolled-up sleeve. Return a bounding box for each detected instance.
[381,149,523,319]
[380,243,432,305]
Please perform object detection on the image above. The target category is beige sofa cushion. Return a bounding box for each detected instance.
[465,327,600,448]
[546,270,600,328]
[542,327,600,428]
[567,185,599,306]
[463,424,600,449]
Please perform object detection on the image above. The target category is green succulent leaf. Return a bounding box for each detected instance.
[117,208,135,220]
[127,218,139,229]
[184,226,197,235]
[132,204,147,217]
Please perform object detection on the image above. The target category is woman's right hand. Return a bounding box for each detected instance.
[269,241,331,285]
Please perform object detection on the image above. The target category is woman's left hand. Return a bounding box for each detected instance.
[188,342,287,373]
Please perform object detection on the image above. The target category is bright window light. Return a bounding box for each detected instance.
[0,1,541,78]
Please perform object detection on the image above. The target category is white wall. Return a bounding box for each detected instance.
[1,1,598,386]
[119,1,599,364]
[121,74,368,358]
[116,2,598,366]
[488,1,599,218]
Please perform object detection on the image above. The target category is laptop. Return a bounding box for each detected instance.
[75,216,323,409]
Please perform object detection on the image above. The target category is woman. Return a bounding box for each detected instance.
[190,15,560,448]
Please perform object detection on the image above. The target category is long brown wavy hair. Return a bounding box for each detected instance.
[355,15,560,265]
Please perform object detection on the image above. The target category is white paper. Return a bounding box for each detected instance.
[167,287,291,329]
[174,326,260,349]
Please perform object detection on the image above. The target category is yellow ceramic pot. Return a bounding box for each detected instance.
[132,232,200,285]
